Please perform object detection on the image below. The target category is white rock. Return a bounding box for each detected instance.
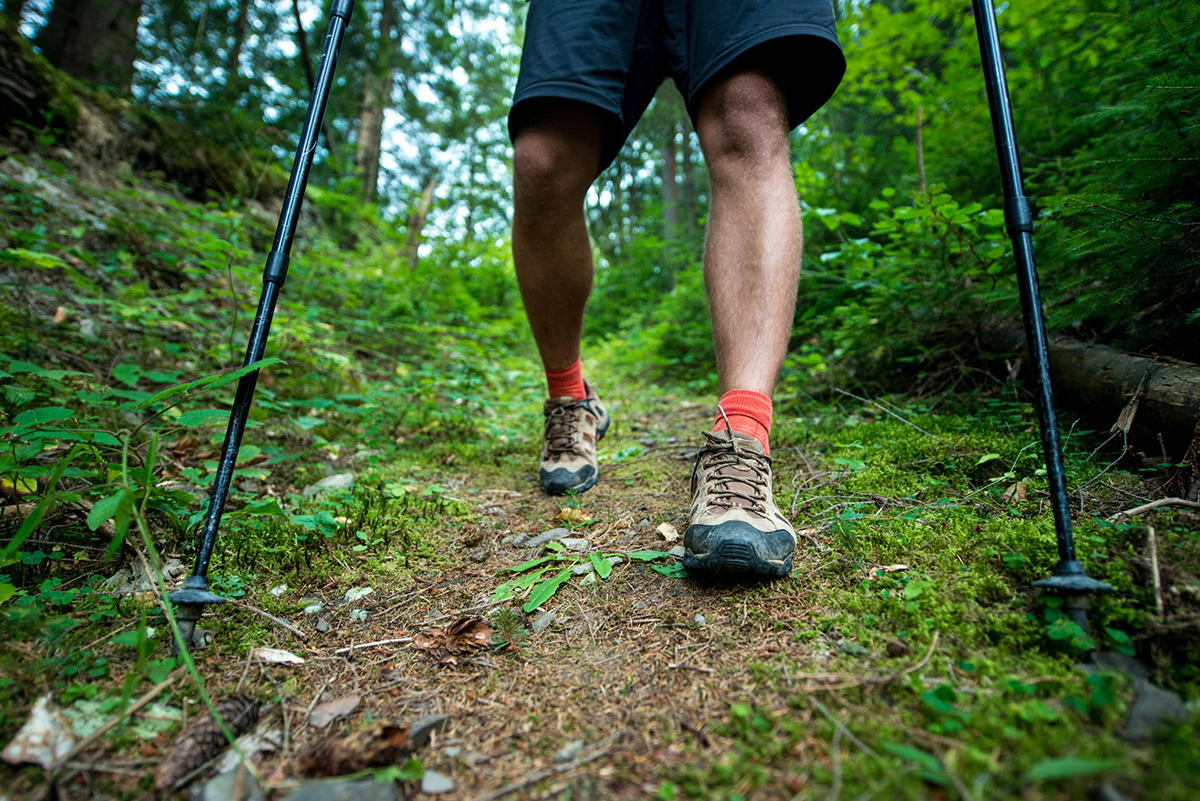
[421,770,455,794]
[531,611,556,634]
[669,545,686,558]
[1,695,76,768]
[561,537,590,551]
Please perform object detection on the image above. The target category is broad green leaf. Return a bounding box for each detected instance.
[112,364,140,387]
[523,569,573,613]
[294,416,324,430]
[880,742,947,785]
[590,552,612,579]
[976,453,1003,466]
[0,583,16,605]
[491,566,554,601]
[88,491,130,531]
[624,550,670,562]
[499,555,559,574]
[176,409,230,427]
[13,407,74,426]
[1024,757,1123,783]
[650,563,687,578]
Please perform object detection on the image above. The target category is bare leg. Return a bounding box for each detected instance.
[511,102,606,371]
[695,71,802,397]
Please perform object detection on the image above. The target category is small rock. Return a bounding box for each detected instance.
[421,770,455,794]
[580,572,598,585]
[561,537,590,551]
[571,563,595,576]
[315,617,330,633]
[608,557,624,567]
[1089,651,1150,681]
[501,535,515,545]
[281,777,400,801]
[694,613,707,626]
[838,639,867,656]
[639,518,650,527]
[468,545,489,562]
[443,746,462,758]
[407,714,451,752]
[553,739,584,763]
[1092,783,1133,801]
[302,473,355,497]
[191,765,266,801]
[532,611,557,634]
[669,545,686,558]
[1125,680,1186,741]
[302,599,324,614]
[524,528,571,548]
[270,584,287,597]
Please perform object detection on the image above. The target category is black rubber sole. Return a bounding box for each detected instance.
[683,539,792,579]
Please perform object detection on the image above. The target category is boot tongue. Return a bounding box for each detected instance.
[726,430,765,455]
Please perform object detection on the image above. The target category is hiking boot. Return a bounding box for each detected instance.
[539,384,610,495]
[683,429,795,578]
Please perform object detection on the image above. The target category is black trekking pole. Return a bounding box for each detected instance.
[971,0,1112,633]
[168,0,355,650]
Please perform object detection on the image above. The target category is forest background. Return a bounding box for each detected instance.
[1,0,1199,799]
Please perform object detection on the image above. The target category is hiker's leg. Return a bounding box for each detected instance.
[511,101,606,373]
[694,70,800,398]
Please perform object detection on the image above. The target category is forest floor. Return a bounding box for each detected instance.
[2,149,1200,801]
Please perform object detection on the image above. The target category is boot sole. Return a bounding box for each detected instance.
[683,540,792,579]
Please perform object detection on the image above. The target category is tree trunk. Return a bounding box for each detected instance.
[405,173,438,270]
[36,0,140,92]
[987,321,1200,457]
[354,0,395,203]
[662,123,678,243]
[224,1,250,98]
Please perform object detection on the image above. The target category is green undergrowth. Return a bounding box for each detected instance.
[659,399,1199,800]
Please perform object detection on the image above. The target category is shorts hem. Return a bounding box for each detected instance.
[688,24,845,126]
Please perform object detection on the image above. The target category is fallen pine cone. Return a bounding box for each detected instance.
[297,722,410,777]
[154,695,259,789]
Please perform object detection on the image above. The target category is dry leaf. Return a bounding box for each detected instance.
[250,647,305,665]
[1001,482,1028,504]
[1,695,76,768]
[154,695,259,789]
[554,507,592,525]
[53,306,69,324]
[309,694,361,729]
[411,616,494,662]
[656,522,679,541]
[297,723,410,777]
[882,564,909,574]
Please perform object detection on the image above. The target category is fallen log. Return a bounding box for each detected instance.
[986,322,1200,458]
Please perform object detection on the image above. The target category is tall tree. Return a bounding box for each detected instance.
[36,0,141,91]
[354,0,396,203]
[223,0,250,98]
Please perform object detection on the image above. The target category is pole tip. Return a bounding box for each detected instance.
[331,0,354,22]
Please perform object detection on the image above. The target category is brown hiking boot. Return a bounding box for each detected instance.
[539,383,610,495]
[683,428,795,578]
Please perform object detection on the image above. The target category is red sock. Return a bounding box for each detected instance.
[713,389,773,455]
[545,359,587,400]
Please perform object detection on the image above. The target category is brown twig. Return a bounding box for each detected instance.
[1110,497,1200,519]
[332,637,413,655]
[1148,525,1164,621]
[234,602,307,640]
[467,732,623,801]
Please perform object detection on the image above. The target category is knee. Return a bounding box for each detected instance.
[513,128,599,213]
[697,72,790,180]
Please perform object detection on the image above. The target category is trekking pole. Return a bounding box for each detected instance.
[168,0,355,650]
[971,0,1112,633]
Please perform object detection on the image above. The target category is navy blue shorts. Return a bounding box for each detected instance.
[509,0,846,172]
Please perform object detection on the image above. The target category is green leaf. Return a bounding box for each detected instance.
[499,555,559,574]
[1024,757,1123,783]
[0,583,16,605]
[880,742,947,785]
[624,550,671,562]
[176,409,230,428]
[293,416,324,430]
[590,552,612,579]
[13,407,74,426]
[88,491,130,531]
[491,567,554,601]
[523,569,573,613]
[112,364,140,387]
[650,563,688,578]
[975,453,1003,466]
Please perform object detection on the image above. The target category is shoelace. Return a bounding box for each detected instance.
[692,428,771,517]
[543,402,584,459]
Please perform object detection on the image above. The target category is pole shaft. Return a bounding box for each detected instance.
[192,7,352,578]
[971,0,1075,563]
